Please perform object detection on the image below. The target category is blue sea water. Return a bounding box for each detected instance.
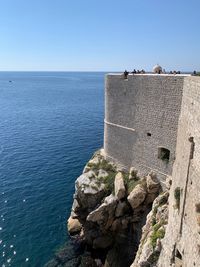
[0,72,105,267]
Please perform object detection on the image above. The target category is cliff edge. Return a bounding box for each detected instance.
[67,149,168,267]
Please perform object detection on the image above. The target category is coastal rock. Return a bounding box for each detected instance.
[93,235,113,249]
[87,194,117,225]
[127,184,146,209]
[115,201,129,217]
[67,216,82,235]
[98,169,109,179]
[114,172,126,200]
[146,173,160,194]
[131,190,169,267]
[75,171,106,214]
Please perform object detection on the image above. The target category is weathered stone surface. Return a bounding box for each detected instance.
[93,235,113,249]
[87,194,117,224]
[98,169,108,179]
[127,184,146,209]
[115,201,129,217]
[131,190,169,267]
[146,173,160,194]
[75,170,106,213]
[67,216,82,234]
[114,172,126,200]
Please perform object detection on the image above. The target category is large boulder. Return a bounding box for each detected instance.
[87,194,118,225]
[114,172,126,200]
[75,170,106,213]
[127,184,146,209]
[67,216,82,235]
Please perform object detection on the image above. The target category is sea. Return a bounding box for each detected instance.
[0,72,105,267]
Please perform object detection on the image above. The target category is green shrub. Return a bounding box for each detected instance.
[87,159,116,173]
[123,172,141,194]
[103,172,116,194]
[150,227,165,248]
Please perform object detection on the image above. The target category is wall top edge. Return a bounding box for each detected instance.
[106,73,191,77]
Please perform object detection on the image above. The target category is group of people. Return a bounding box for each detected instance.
[169,70,181,74]
[123,69,145,78]
[123,69,184,79]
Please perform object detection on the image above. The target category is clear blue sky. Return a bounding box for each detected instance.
[0,0,199,71]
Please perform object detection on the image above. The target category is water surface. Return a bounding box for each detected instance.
[0,72,104,266]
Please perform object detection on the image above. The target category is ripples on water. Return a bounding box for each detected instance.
[0,72,105,266]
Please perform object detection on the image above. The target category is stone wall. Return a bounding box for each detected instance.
[104,74,185,183]
[158,76,200,267]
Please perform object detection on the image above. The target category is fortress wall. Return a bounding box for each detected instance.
[158,76,200,266]
[104,74,184,181]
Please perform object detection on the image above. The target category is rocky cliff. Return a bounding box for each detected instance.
[67,149,169,267]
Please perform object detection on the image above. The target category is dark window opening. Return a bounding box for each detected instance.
[147,132,151,136]
[158,147,170,161]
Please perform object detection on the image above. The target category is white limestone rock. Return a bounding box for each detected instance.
[114,172,126,200]
[87,194,118,223]
[127,184,146,209]
[67,216,82,235]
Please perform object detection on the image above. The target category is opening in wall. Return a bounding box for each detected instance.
[158,147,170,162]
[147,132,151,136]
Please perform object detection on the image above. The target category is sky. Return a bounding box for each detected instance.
[0,0,199,71]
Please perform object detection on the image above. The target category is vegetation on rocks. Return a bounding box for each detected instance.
[150,225,165,248]
[68,151,163,267]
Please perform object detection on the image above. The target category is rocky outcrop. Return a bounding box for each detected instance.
[67,150,162,267]
[67,217,82,235]
[127,184,146,209]
[131,189,169,267]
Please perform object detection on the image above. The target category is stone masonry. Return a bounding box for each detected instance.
[158,76,200,267]
[104,74,188,183]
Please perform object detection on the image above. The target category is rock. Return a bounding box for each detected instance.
[137,239,154,267]
[114,172,126,200]
[63,257,80,267]
[98,169,108,179]
[80,254,98,267]
[68,216,82,235]
[75,171,106,213]
[146,173,160,194]
[87,194,117,224]
[111,218,121,232]
[93,235,113,249]
[89,157,100,166]
[128,184,146,209]
[155,238,162,252]
[115,201,129,217]
[165,175,172,190]
[145,192,158,205]
[71,199,80,215]
[129,167,138,180]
